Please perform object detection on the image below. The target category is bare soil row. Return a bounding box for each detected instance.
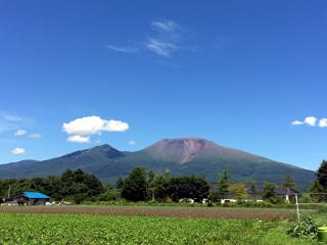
[0,206,295,220]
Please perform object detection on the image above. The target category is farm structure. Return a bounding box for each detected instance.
[2,192,50,206]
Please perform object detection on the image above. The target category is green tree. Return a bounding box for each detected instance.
[282,176,297,191]
[167,176,209,202]
[116,177,124,189]
[317,160,327,189]
[146,170,156,201]
[121,168,147,201]
[153,173,170,201]
[217,169,230,199]
[262,182,278,203]
[98,184,120,201]
[310,180,325,202]
[309,160,327,202]
[248,181,257,196]
[229,183,248,200]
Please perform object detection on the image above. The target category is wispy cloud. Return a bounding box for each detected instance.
[128,140,136,145]
[291,116,327,128]
[146,20,181,58]
[28,133,41,139]
[2,113,22,122]
[151,20,178,32]
[106,45,139,53]
[0,112,23,134]
[146,38,178,57]
[106,19,188,58]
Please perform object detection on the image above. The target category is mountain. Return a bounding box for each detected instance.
[0,138,315,189]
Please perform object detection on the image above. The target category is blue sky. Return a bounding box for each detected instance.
[1,0,327,170]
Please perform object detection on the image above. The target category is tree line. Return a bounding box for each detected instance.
[0,169,104,204]
[0,160,326,204]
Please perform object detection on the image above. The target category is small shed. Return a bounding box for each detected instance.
[14,192,50,206]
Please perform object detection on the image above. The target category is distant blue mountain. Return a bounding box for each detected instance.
[0,138,315,189]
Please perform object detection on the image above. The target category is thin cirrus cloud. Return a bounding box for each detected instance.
[291,116,327,128]
[146,38,178,57]
[14,129,41,139]
[11,147,26,156]
[145,20,181,57]
[105,45,139,54]
[2,114,22,122]
[106,20,185,58]
[0,112,22,133]
[28,133,41,139]
[63,116,129,144]
[151,20,178,32]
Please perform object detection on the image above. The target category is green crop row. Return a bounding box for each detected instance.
[0,213,319,245]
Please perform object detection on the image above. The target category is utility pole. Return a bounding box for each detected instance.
[295,194,300,222]
[7,185,11,199]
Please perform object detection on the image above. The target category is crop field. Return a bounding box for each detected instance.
[0,206,323,245]
[0,206,296,220]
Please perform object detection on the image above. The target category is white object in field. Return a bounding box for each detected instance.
[202,199,208,204]
[178,198,194,204]
[220,199,237,205]
[256,200,264,203]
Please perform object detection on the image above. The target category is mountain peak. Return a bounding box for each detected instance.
[91,144,117,151]
[59,144,123,160]
[146,137,217,164]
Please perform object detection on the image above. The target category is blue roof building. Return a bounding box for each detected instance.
[12,191,51,206]
[23,192,50,199]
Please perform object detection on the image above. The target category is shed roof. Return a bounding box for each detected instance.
[23,192,50,199]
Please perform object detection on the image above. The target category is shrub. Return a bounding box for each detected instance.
[287,216,318,240]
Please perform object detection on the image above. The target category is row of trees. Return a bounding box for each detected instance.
[114,168,298,203]
[0,169,104,203]
[0,160,326,204]
[118,168,210,202]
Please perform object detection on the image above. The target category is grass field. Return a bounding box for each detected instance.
[0,206,325,245]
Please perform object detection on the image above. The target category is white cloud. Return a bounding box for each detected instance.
[291,120,304,126]
[292,116,322,127]
[304,116,317,127]
[63,116,129,143]
[146,20,183,58]
[319,118,327,128]
[67,135,90,144]
[102,119,129,132]
[14,129,27,136]
[11,147,26,155]
[106,45,138,53]
[151,20,178,32]
[128,140,136,145]
[146,38,177,57]
[28,133,41,139]
[63,116,129,136]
